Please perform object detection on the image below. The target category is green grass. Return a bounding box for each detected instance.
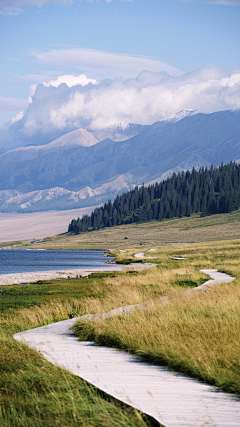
[0,239,28,248]
[0,275,162,427]
[2,266,205,426]
[0,337,159,427]
[0,278,108,313]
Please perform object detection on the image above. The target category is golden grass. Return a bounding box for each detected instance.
[1,258,208,427]
[75,278,240,395]
[1,216,240,424]
[0,262,208,425]
[73,239,240,396]
[77,267,206,315]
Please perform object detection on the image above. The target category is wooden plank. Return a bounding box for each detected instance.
[14,270,240,427]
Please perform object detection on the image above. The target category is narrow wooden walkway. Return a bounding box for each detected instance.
[14,270,240,427]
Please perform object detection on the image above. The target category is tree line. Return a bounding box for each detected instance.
[68,162,240,234]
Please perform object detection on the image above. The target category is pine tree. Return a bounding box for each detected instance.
[68,162,240,234]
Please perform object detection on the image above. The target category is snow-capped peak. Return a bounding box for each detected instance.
[165,109,205,123]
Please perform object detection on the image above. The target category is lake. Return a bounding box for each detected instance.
[0,249,114,275]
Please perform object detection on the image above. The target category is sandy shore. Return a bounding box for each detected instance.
[0,263,152,286]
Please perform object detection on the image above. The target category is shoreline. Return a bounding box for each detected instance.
[0,263,153,286]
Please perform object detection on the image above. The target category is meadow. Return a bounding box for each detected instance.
[0,210,240,425]
[73,236,240,397]
[0,273,165,427]
[2,210,240,251]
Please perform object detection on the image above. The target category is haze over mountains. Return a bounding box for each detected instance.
[0,109,239,213]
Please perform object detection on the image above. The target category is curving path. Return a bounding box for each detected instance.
[14,270,240,427]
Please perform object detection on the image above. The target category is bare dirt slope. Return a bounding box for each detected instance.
[0,206,97,242]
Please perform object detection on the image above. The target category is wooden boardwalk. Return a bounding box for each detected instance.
[14,270,240,427]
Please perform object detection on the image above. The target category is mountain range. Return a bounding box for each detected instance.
[0,109,239,213]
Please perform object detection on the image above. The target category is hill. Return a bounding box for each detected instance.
[7,209,240,251]
[0,109,240,212]
[68,162,240,234]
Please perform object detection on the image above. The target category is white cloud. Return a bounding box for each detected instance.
[31,48,182,79]
[0,96,28,112]
[10,111,25,124]
[47,67,240,131]
[26,74,97,104]
[43,74,98,88]
[1,65,239,145]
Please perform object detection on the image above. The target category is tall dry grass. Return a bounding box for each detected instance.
[2,236,240,425]
[74,278,240,395]
[0,264,206,426]
[78,267,207,314]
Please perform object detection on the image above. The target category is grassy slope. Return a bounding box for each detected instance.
[1,210,240,424]
[2,210,240,251]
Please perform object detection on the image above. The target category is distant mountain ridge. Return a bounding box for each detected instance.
[1,122,144,163]
[0,109,239,213]
[0,109,199,163]
[0,174,134,213]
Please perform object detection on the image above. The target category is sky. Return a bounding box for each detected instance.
[0,0,240,151]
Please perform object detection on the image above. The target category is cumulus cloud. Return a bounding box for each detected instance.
[32,48,182,79]
[47,66,240,131]
[25,74,97,105]
[1,65,240,151]
[43,74,97,88]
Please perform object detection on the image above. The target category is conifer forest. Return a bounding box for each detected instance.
[68,162,240,234]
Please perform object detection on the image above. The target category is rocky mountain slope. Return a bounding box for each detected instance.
[0,109,239,212]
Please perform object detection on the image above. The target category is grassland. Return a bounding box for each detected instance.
[2,210,240,251]
[1,210,240,425]
[73,239,240,397]
[0,273,167,427]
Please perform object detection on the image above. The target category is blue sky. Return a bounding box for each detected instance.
[0,0,240,141]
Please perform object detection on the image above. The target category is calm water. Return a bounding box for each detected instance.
[0,249,114,275]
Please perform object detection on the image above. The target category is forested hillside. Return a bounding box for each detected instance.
[68,162,240,234]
